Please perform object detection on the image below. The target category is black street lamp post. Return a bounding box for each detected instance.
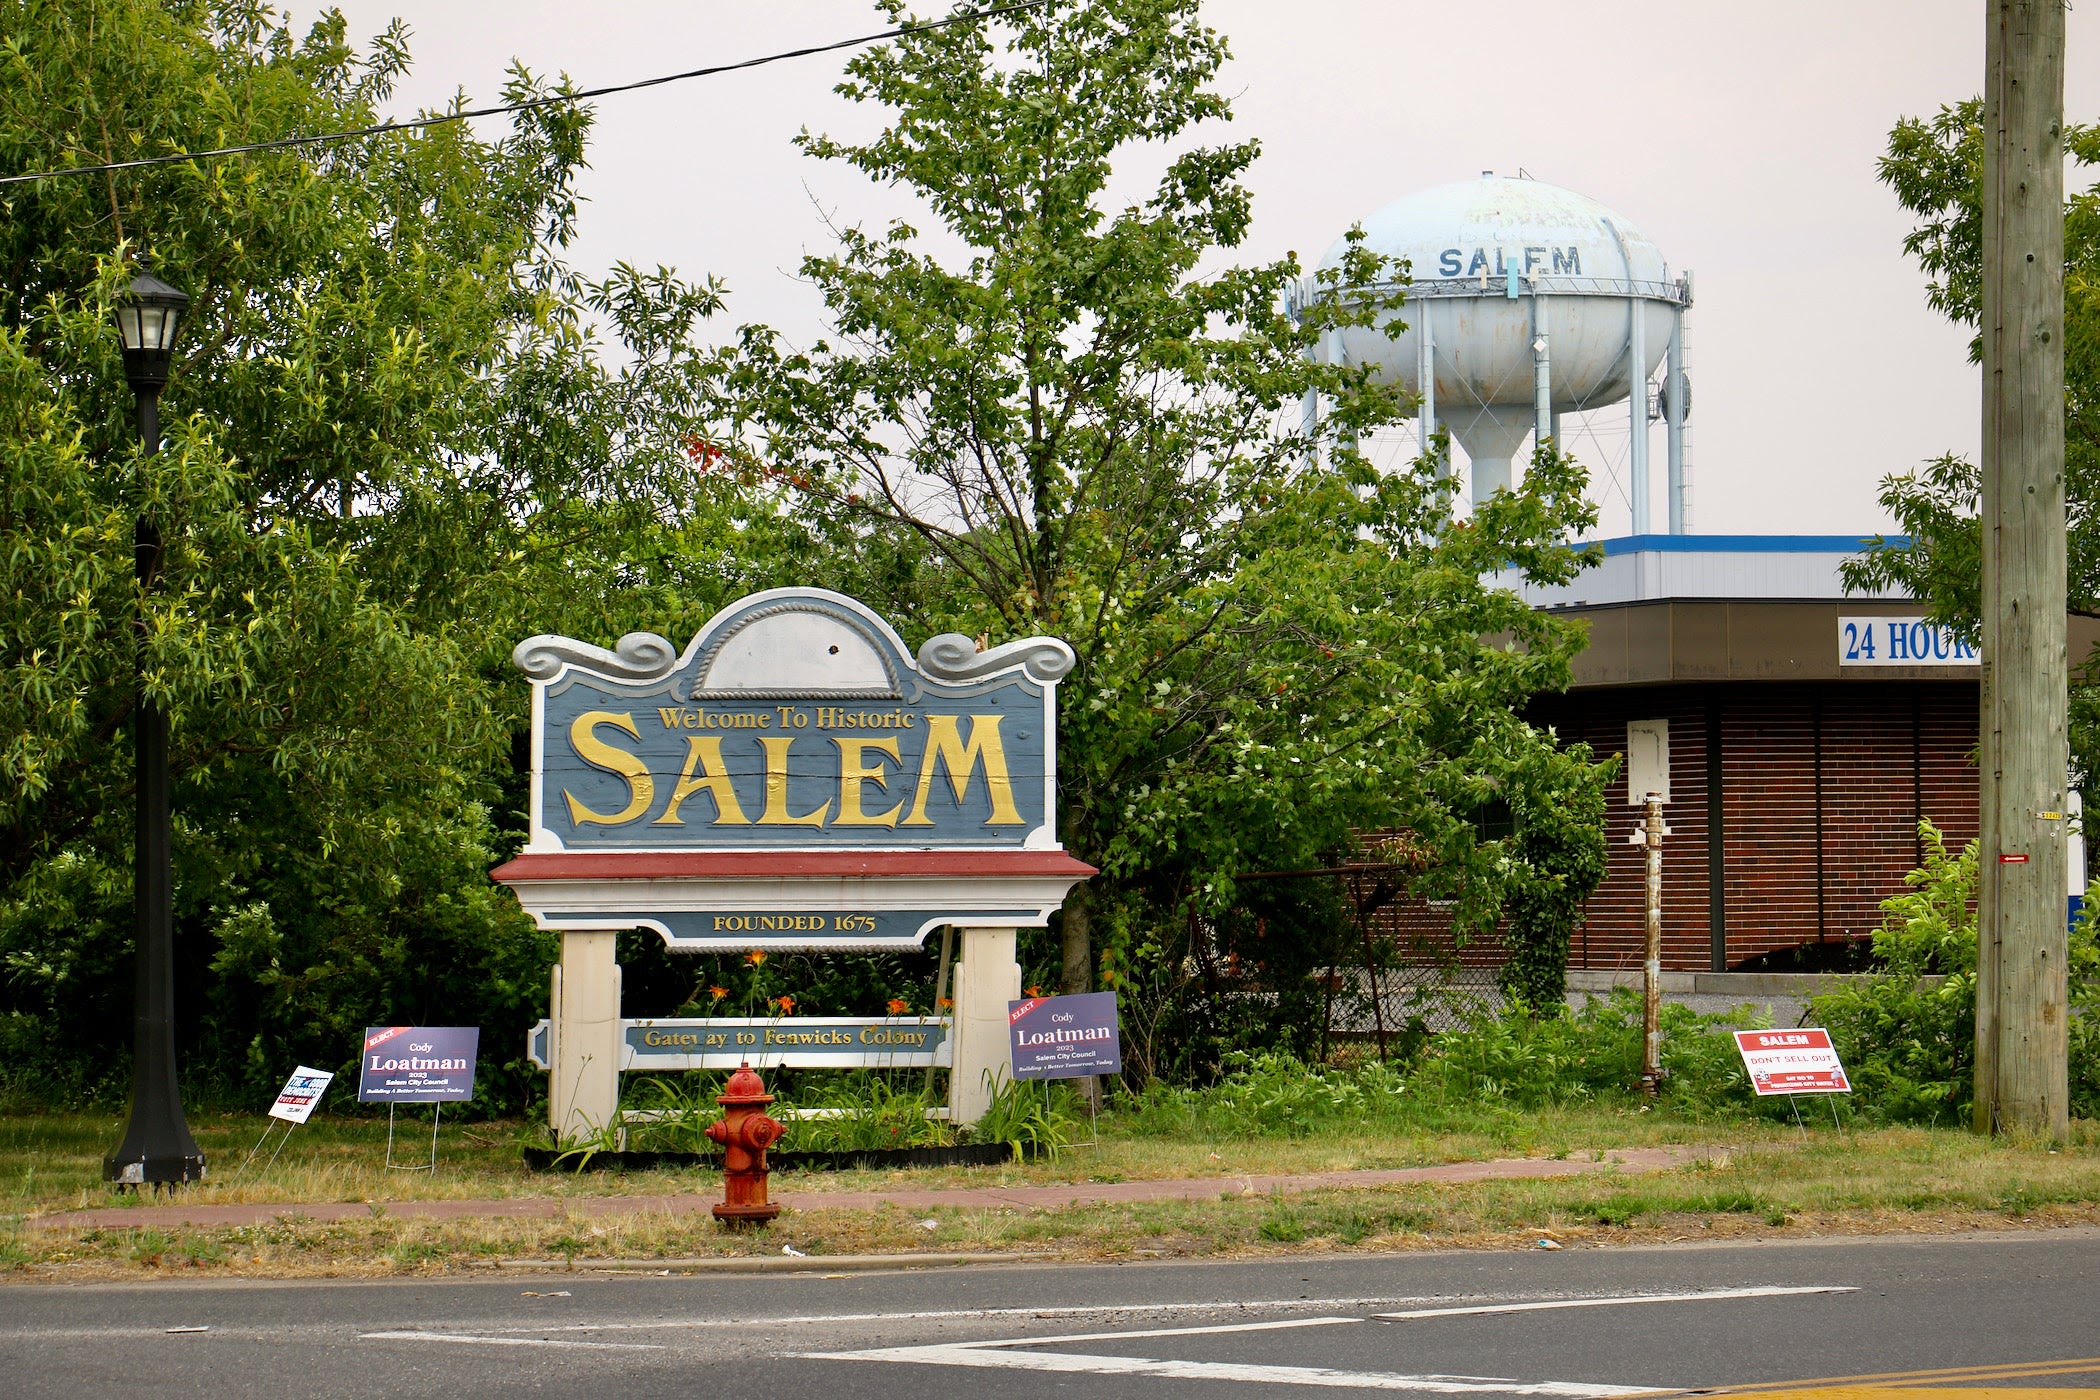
[103,269,206,1188]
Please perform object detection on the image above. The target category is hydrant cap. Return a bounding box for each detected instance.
[719,1060,775,1106]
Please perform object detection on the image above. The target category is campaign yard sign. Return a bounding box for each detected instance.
[1008,991,1120,1079]
[1732,1028,1851,1096]
[358,1026,480,1103]
[268,1066,334,1124]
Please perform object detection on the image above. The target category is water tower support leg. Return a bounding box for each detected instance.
[1417,302,1439,475]
[1628,297,1650,535]
[1532,295,1552,462]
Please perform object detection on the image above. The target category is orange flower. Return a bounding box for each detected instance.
[745,949,767,967]
[886,997,910,1016]
[708,985,728,1002]
[771,995,796,1015]
[1024,985,1043,998]
[936,996,953,1010]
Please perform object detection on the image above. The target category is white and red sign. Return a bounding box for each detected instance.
[268,1066,334,1124]
[1732,1028,1850,1096]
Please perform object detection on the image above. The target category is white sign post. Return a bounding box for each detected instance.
[238,1066,335,1177]
[1627,719,1670,1097]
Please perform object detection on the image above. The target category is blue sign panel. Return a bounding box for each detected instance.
[358,1026,480,1103]
[515,591,1074,851]
[1007,992,1121,1079]
[526,1017,951,1071]
[537,906,1047,953]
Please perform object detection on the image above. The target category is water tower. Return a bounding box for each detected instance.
[1301,173,1694,532]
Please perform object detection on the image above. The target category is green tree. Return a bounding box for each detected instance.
[704,0,1611,1011]
[0,0,769,1104]
[1841,100,2100,773]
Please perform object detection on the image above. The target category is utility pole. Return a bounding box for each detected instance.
[1976,0,2070,1140]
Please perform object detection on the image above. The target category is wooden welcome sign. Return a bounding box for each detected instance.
[492,589,1093,1141]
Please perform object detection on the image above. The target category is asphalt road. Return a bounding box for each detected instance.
[3,1230,2098,1399]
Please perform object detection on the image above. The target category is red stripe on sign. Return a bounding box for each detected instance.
[491,850,1098,882]
[2000,853,2031,864]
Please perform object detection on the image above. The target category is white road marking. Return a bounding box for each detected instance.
[461,1296,1440,1335]
[800,1283,1850,1392]
[361,1330,665,1350]
[802,1344,1666,1395]
[1375,1286,1856,1320]
[992,1316,1367,1347]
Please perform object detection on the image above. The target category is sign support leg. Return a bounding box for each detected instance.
[263,1122,300,1174]
[237,1122,286,1178]
[925,924,955,1097]
[947,925,1020,1126]
[550,929,622,1145]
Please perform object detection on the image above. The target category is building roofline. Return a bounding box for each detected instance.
[1587,533,1910,557]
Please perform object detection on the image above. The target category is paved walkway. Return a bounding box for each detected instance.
[25,1146,1707,1232]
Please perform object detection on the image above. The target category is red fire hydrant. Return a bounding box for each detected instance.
[706,1060,786,1227]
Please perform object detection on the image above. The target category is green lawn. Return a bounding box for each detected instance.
[5,1105,2097,1280]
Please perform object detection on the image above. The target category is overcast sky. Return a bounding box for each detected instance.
[321,1,2100,539]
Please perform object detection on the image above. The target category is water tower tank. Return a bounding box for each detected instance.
[1310,173,1692,530]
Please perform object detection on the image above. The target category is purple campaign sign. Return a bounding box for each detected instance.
[358,1026,480,1103]
[1007,991,1121,1080]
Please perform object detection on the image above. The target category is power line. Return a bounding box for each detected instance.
[0,1,1052,189]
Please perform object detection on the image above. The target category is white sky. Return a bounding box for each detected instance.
[321,1,2100,538]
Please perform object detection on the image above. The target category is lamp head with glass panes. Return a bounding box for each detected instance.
[115,270,189,393]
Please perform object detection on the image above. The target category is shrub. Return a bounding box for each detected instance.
[1813,820,2100,1124]
[1414,989,1760,1114]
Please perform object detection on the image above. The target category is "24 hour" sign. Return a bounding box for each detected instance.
[1837,616,1979,668]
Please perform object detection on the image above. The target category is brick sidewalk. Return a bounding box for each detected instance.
[25,1146,1706,1232]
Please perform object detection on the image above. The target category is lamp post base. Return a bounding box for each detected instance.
[103,1151,206,1187]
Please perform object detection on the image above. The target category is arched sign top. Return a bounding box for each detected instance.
[512,589,1076,855]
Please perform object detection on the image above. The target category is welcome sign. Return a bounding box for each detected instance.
[497,589,1090,952]
[493,589,1096,1141]
[521,591,1061,852]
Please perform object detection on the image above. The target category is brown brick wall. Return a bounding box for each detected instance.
[1333,680,1980,975]
[1528,681,1979,971]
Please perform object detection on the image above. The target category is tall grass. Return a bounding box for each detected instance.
[1117,989,1776,1139]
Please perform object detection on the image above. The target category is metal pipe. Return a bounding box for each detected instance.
[1666,294,1688,533]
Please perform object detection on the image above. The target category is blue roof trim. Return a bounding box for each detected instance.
[1588,534,1912,558]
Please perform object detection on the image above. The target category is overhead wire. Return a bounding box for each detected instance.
[0,0,1053,188]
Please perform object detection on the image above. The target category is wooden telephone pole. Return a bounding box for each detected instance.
[1975,0,2070,1140]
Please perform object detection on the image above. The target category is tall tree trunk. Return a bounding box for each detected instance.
[1060,879,1092,995]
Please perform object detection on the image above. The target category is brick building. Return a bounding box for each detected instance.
[1504,535,2096,974]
